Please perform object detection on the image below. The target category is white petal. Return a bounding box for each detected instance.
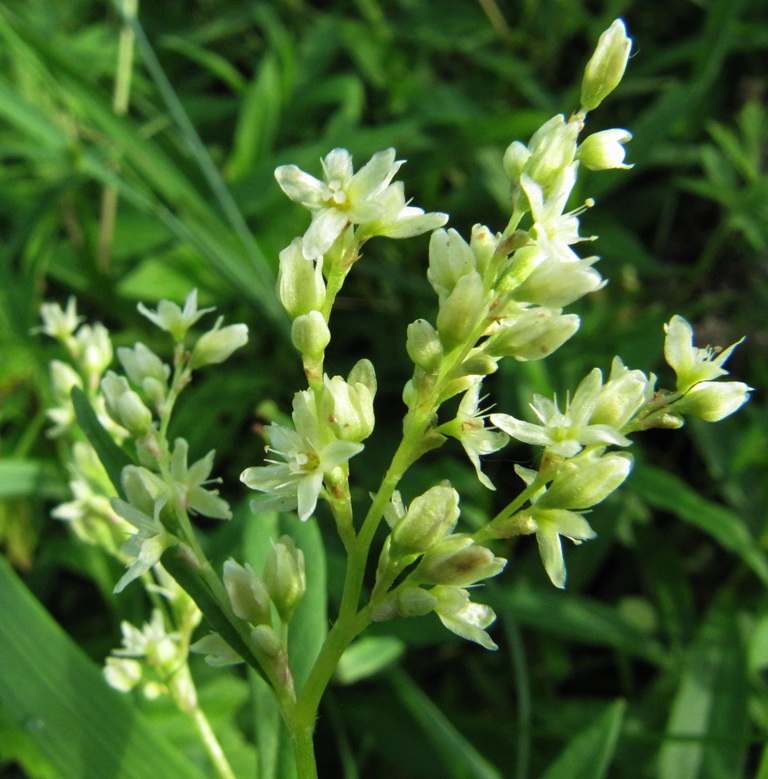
[274,166,326,207]
[321,148,353,183]
[536,525,566,589]
[302,208,349,259]
[321,440,365,470]
[490,414,552,447]
[297,471,324,521]
[347,148,399,200]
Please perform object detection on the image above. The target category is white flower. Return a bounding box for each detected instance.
[241,390,363,521]
[432,585,498,650]
[522,165,593,264]
[137,289,213,342]
[664,315,744,394]
[275,148,403,259]
[169,438,231,520]
[491,369,630,458]
[355,181,448,240]
[439,382,508,489]
[38,297,83,341]
[111,495,173,593]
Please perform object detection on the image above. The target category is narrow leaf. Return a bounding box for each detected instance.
[71,387,131,500]
[0,556,207,779]
[389,668,502,779]
[631,463,768,586]
[541,700,626,779]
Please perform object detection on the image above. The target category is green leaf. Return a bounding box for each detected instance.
[336,636,405,685]
[160,546,268,684]
[492,586,666,664]
[0,459,67,500]
[71,387,132,500]
[540,700,626,779]
[0,555,207,779]
[630,463,768,587]
[389,667,502,779]
[658,597,750,779]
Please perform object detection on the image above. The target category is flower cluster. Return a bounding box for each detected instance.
[40,291,248,593]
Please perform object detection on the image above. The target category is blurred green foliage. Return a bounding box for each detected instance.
[1,0,767,776]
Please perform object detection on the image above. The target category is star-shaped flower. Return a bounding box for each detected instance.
[275,148,403,259]
[491,369,630,458]
[439,382,508,489]
[664,315,744,394]
[241,390,363,521]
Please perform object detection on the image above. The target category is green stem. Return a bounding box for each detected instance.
[189,703,237,779]
[98,0,138,273]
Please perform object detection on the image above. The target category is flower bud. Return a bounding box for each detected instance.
[485,311,580,361]
[117,343,169,389]
[74,323,113,379]
[436,271,486,348]
[502,141,531,182]
[291,311,330,358]
[347,358,377,396]
[456,353,498,377]
[406,319,443,371]
[50,360,82,401]
[590,357,655,429]
[538,452,633,510]
[414,536,506,587]
[396,586,438,617]
[673,381,752,422]
[223,559,271,626]
[580,19,632,112]
[512,257,604,308]
[470,224,500,277]
[277,238,326,318]
[321,375,375,442]
[121,465,165,515]
[427,229,476,302]
[391,485,460,555]
[190,318,248,368]
[264,536,306,622]
[250,625,282,660]
[116,389,153,435]
[524,115,580,191]
[577,129,633,170]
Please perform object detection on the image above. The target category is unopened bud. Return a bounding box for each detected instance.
[396,586,438,617]
[321,375,375,442]
[291,311,330,358]
[116,390,153,435]
[406,319,443,371]
[391,485,460,555]
[264,536,306,622]
[673,381,752,422]
[74,323,113,378]
[251,625,282,659]
[277,238,326,318]
[413,535,506,587]
[524,115,580,191]
[223,559,271,625]
[347,359,377,396]
[485,312,580,361]
[456,353,498,377]
[190,318,248,368]
[502,141,531,183]
[117,343,169,389]
[577,129,633,170]
[436,271,486,347]
[539,452,633,510]
[512,257,604,308]
[427,229,476,302]
[470,224,500,277]
[581,19,632,112]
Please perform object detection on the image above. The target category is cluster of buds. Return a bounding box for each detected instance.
[191,537,306,666]
[371,485,506,649]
